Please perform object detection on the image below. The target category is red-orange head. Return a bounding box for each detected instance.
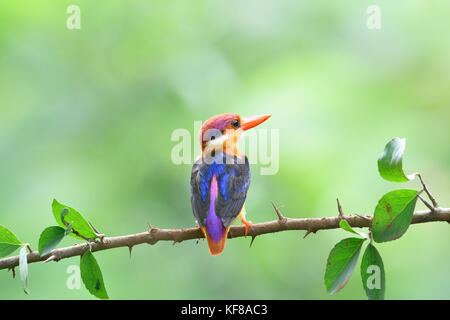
[199,113,271,155]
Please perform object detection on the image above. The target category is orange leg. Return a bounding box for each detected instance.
[241,215,252,237]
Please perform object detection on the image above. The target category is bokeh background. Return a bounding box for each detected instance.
[0,0,449,299]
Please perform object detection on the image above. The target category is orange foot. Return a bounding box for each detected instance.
[241,217,253,237]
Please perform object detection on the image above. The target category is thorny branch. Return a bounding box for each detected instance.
[0,205,449,271]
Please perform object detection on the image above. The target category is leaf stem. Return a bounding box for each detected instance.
[418,194,434,211]
[418,174,438,208]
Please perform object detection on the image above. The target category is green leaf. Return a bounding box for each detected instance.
[52,199,97,240]
[339,220,369,239]
[0,225,23,258]
[80,250,109,299]
[361,243,385,300]
[38,226,66,257]
[19,246,30,295]
[325,237,365,295]
[372,189,418,243]
[378,137,417,182]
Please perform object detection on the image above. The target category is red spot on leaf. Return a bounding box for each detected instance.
[385,203,393,218]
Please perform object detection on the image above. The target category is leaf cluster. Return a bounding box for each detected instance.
[324,137,428,299]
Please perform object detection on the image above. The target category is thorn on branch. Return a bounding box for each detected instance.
[271,201,287,224]
[249,235,257,248]
[303,229,317,239]
[25,244,33,254]
[336,198,344,219]
[88,221,104,240]
[43,255,57,264]
[147,221,153,233]
[8,267,15,278]
[128,246,133,258]
[172,233,184,245]
[88,221,100,233]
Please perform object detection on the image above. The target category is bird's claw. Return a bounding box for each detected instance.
[242,220,252,237]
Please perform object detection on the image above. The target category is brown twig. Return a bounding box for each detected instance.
[418,194,434,211]
[71,229,93,242]
[418,174,439,208]
[336,198,344,219]
[0,207,449,271]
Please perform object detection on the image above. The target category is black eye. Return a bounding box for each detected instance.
[231,119,240,128]
[210,136,215,140]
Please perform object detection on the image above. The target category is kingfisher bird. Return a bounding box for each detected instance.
[190,113,271,256]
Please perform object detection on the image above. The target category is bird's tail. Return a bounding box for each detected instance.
[200,225,229,256]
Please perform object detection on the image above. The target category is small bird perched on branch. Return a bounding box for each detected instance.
[190,113,271,255]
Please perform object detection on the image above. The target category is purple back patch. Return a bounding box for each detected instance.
[206,175,224,242]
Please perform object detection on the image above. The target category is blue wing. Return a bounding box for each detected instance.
[190,152,250,228]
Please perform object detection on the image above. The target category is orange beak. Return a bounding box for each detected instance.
[241,114,271,131]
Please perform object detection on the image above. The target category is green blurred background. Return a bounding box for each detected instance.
[0,0,449,299]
